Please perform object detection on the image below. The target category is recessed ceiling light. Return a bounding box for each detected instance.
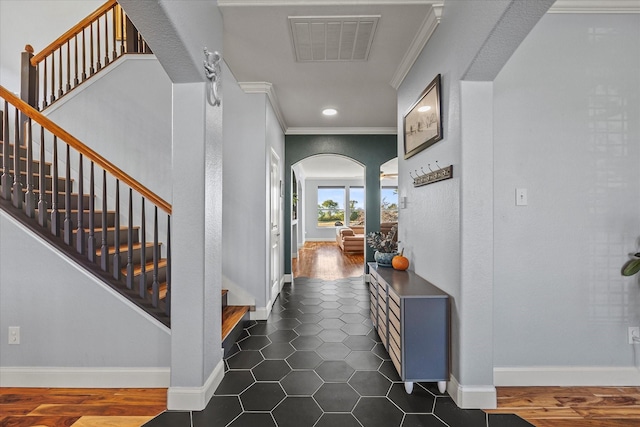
[418,105,431,112]
[322,108,338,116]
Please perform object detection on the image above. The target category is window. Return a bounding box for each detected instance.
[381,186,398,223]
[317,187,345,227]
[348,187,365,225]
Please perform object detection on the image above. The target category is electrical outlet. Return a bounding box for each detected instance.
[629,326,640,344]
[8,326,20,345]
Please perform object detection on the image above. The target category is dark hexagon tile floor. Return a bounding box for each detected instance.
[145,276,533,427]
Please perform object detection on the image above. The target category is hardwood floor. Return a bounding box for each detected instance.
[488,386,640,426]
[292,241,365,280]
[0,388,166,427]
[3,244,638,426]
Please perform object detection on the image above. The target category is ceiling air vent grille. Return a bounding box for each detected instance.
[289,15,379,62]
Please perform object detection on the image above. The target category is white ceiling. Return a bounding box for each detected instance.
[219,0,441,134]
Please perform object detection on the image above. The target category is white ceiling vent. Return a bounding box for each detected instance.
[289,15,379,62]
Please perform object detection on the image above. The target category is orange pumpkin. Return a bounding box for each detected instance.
[392,250,409,271]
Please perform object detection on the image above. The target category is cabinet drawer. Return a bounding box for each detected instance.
[379,325,388,349]
[389,310,400,337]
[378,295,387,316]
[388,294,400,319]
[389,319,401,350]
[388,287,400,307]
[390,344,402,375]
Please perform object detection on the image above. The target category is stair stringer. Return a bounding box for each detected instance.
[0,210,171,388]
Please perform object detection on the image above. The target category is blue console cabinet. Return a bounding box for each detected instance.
[368,262,450,394]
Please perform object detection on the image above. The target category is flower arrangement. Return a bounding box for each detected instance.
[366,225,398,253]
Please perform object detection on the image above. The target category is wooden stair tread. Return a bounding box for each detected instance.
[222,305,250,341]
[147,282,168,300]
[122,259,168,275]
[222,289,228,296]
[72,226,139,233]
[96,241,158,257]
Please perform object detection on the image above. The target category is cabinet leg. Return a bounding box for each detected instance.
[437,381,447,394]
[404,381,414,394]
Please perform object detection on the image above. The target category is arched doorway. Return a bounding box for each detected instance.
[291,155,365,279]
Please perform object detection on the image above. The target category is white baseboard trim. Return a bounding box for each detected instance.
[494,366,640,387]
[167,359,225,411]
[448,375,497,409]
[284,273,292,283]
[0,366,169,388]
[251,307,269,320]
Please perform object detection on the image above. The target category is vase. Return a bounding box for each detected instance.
[374,251,397,267]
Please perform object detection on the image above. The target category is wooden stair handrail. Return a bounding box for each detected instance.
[31,0,118,67]
[0,85,172,214]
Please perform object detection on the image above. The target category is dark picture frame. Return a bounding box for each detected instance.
[403,74,442,159]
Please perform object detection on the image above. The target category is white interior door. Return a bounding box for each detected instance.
[270,151,281,303]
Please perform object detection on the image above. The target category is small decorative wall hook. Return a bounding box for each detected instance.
[435,161,442,170]
[203,47,221,107]
[409,171,415,179]
[427,164,433,172]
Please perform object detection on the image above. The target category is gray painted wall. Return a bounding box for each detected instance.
[222,72,267,308]
[222,71,286,312]
[0,0,103,93]
[493,14,640,368]
[397,0,517,390]
[45,57,173,202]
[0,212,170,367]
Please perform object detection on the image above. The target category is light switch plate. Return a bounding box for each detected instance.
[516,188,528,206]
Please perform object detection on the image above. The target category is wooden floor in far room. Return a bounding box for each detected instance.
[292,241,365,280]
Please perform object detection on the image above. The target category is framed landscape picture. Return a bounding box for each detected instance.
[403,74,442,159]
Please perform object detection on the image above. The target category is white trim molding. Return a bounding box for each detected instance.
[251,307,270,320]
[448,375,497,409]
[167,359,225,410]
[286,127,397,135]
[0,367,170,388]
[390,4,442,89]
[219,0,442,6]
[549,0,640,13]
[238,81,287,132]
[494,366,640,387]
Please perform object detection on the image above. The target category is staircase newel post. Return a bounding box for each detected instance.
[11,107,23,209]
[1,103,11,200]
[20,45,37,113]
[138,198,146,298]
[100,170,109,271]
[24,119,35,218]
[126,188,134,290]
[87,162,96,262]
[112,179,121,280]
[75,153,85,254]
[63,145,72,245]
[50,136,60,236]
[37,126,47,226]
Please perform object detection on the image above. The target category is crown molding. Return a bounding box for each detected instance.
[390,4,443,89]
[548,0,640,13]
[286,127,397,135]
[238,81,288,132]
[219,0,438,6]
